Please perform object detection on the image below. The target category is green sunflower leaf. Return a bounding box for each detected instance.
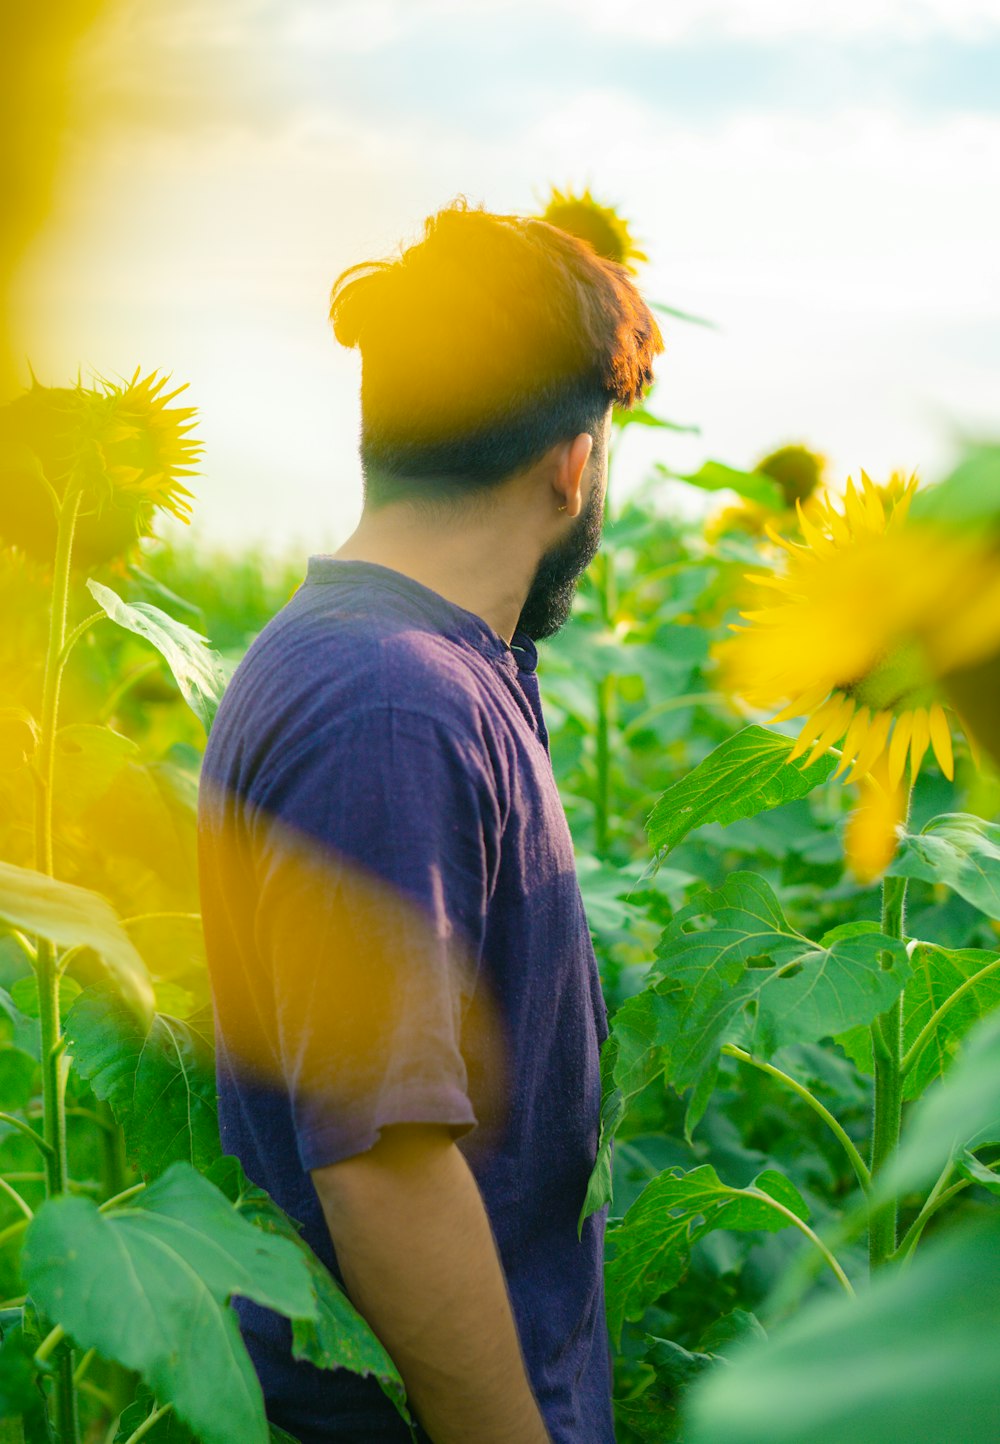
[655,460,784,511]
[578,989,675,1233]
[207,1154,412,1428]
[647,726,837,858]
[21,1163,316,1444]
[686,1212,1000,1444]
[604,1163,808,1349]
[889,813,1000,919]
[650,872,908,1132]
[66,984,220,1180]
[0,860,153,1022]
[86,579,229,732]
[900,944,1000,1099]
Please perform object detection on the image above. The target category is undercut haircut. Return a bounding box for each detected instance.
[329,197,664,510]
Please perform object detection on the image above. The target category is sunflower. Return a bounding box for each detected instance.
[756,443,826,508]
[537,185,649,273]
[0,366,201,566]
[716,470,1000,797]
[704,445,828,544]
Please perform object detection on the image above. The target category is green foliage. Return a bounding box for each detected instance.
[646,726,837,857]
[626,872,908,1137]
[66,985,220,1179]
[86,579,229,733]
[605,1163,808,1346]
[657,460,784,510]
[882,1011,1000,1197]
[208,1155,411,1424]
[901,944,1000,1098]
[890,813,1000,918]
[0,859,153,1021]
[687,1203,1000,1443]
[3,369,1000,1444]
[22,1163,316,1444]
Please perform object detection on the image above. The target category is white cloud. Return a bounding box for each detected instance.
[566,0,1000,43]
[287,0,1000,47]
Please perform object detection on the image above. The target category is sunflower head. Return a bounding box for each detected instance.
[537,185,648,273]
[716,469,971,799]
[0,367,202,566]
[755,444,826,508]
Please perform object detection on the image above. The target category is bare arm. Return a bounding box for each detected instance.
[311,1123,552,1444]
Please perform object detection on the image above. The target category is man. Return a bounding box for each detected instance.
[197,198,662,1444]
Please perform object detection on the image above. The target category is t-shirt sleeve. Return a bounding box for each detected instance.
[248,703,502,1172]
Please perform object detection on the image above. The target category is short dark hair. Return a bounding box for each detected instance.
[329,197,663,509]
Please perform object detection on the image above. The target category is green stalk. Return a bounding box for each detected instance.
[743,1187,855,1297]
[594,672,615,857]
[594,452,619,859]
[0,1218,31,1251]
[97,1097,132,1420]
[868,871,908,1272]
[722,1044,871,1195]
[0,1112,53,1158]
[120,1403,173,1444]
[32,485,83,1444]
[0,1177,33,1220]
[894,1178,971,1263]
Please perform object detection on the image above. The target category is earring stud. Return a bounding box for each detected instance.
[557,504,567,512]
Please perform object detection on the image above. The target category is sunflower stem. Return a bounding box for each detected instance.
[33,484,83,1444]
[594,451,617,859]
[594,672,615,856]
[868,871,909,1273]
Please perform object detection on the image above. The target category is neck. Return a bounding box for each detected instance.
[332,494,541,644]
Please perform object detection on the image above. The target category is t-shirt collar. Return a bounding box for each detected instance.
[305,556,539,675]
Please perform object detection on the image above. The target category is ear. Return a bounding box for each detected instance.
[555,431,595,518]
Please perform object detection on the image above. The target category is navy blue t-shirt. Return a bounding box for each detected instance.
[197,557,614,1443]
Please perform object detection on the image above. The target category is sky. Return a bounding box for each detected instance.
[12,0,1000,556]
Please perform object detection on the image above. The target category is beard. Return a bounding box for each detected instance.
[515,481,606,641]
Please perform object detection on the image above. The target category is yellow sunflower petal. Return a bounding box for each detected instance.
[909,707,931,781]
[804,695,856,768]
[887,712,914,791]
[928,702,954,780]
[844,771,907,884]
[833,705,872,778]
[770,685,836,728]
[860,474,886,531]
[789,694,840,760]
[823,504,852,547]
[796,499,835,556]
[888,474,919,528]
[846,709,894,783]
[843,478,868,535]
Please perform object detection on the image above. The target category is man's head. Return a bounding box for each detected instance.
[328,197,662,636]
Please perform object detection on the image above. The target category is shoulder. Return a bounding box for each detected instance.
[205,593,506,808]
